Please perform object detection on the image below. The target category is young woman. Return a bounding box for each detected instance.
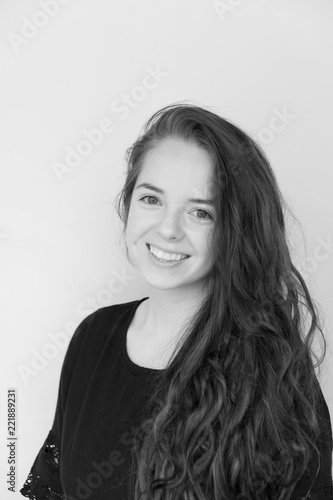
[21,103,333,499]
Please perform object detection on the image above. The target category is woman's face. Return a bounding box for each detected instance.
[125,138,216,293]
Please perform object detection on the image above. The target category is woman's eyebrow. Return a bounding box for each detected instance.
[135,182,215,206]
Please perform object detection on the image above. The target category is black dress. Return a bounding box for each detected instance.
[20,298,333,499]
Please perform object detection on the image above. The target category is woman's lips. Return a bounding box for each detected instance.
[146,244,190,264]
[146,243,190,258]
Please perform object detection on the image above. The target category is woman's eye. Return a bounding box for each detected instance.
[139,196,213,221]
[139,195,159,205]
[194,209,213,221]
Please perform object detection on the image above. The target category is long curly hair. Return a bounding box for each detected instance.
[114,102,327,499]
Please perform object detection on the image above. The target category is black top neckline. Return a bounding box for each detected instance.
[120,296,165,377]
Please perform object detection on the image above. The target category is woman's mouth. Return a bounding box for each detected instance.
[146,244,190,265]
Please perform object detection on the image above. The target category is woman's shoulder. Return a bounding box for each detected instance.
[70,297,147,346]
[61,298,147,373]
[82,297,147,328]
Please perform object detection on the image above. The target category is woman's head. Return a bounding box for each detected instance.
[116,102,288,318]
[115,103,326,499]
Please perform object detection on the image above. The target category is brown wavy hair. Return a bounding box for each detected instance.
[114,102,327,499]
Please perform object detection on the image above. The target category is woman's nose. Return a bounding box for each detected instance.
[155,209,184,240]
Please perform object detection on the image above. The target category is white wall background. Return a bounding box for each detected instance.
[0,0,332,497]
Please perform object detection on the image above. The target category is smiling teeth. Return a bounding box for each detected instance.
[149,245,189,261]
